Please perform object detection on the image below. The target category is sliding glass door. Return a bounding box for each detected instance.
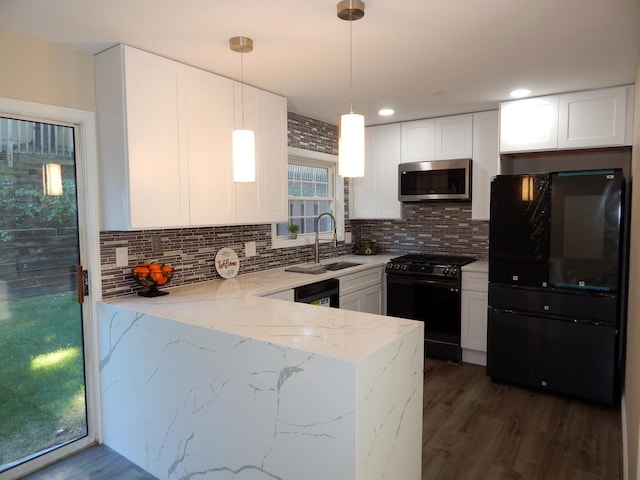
[0,116,88,475]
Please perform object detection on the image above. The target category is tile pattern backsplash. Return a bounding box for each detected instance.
[352,203,489,260]
[287,112,338,155]
[100,225,353,298]
[99,112,489,297]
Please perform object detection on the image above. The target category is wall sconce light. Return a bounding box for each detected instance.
[337,0,365,178]
[42,163,63,196]
[230,35,256,183]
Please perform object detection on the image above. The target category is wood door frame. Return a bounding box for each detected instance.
[0,97,102,479]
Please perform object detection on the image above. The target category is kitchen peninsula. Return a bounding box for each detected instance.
[98,258,423,480]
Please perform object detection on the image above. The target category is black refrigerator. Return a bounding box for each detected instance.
[487,169,626,404]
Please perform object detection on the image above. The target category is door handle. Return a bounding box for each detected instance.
[76,266,89,303]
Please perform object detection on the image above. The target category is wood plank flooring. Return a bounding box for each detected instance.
[22,444,156,480]
[23,358,621,480]
[422,358,621,480]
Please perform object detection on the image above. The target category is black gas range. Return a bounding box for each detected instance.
[385,254,476,281]
[386,253,476,362]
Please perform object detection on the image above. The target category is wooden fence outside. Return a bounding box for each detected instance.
[0,228,78,301]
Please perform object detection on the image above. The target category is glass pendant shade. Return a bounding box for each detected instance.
[232,129,256,182]
[42,163,63,196]
[338,113,365,177]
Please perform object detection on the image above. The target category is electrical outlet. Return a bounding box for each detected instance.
[245,241,257,258]
[151,234,162,253]
[115,247,128,267]
[345,232,352,244]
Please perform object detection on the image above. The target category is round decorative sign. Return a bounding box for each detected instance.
[215,247,240,279]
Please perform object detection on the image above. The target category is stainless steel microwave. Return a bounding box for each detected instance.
[398,159,472,202]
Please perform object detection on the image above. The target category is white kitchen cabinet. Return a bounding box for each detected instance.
[95,44,287,230]
[461,266,488,366]
[234,83,288,224]
[95,44,191,229]
[351,123,402,220]
[499,85,633,153]
[471,111,499,221]
[185,67,236,225]
[557,86,629,149]
[499,95,559,153]
[341,284,383,314]
[435,114,473,160]
[401,119,435,162]
[401,114,473,163]
[339,266,384,315]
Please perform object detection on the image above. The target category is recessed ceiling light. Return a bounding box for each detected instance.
[510,89,532,98]
[378,108,394,116]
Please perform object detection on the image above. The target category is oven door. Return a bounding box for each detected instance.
[386,274,461,361]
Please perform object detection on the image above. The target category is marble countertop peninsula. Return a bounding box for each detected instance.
[101,254,417,362]
[98,254,424,479]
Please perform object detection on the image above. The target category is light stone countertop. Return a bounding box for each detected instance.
[461,259,488,273]
[100,254,419,362]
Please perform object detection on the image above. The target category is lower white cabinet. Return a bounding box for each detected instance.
[339,266,384,315]
[461,267,488,365]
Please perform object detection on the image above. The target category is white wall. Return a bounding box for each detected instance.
[624,57,640,480]
[0,30,95,111]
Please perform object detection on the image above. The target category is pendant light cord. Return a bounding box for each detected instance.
[240,49,245,129]
[349,20,354,114]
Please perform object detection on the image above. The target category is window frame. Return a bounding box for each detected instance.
[271,147,344,249]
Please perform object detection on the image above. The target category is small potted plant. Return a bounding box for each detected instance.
[287,223,299,239]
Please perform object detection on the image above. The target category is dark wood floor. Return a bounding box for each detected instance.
[22,444,156,480]
[23,358,621,480]
[422,359,621,480]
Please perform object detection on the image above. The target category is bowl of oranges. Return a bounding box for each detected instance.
[132,263,174,297]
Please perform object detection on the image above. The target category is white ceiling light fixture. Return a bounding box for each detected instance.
[378,108,395,117]
[337,0,365,178]
[230,35,256,183]
[510,88,532,98]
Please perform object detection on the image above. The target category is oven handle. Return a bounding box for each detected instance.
[386,274,459,290]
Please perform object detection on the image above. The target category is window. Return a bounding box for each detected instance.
[272,148,344,248]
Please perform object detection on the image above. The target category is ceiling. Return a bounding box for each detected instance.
[1,0,639,126]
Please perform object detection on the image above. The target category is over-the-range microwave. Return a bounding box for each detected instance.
[398,158,472,202]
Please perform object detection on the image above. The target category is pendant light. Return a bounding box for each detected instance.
[230,36,256,183]
[337,0,365,178]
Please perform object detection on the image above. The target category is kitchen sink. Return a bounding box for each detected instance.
[324,261,361,271]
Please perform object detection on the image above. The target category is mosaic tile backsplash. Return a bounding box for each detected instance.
[99,112,489,297]
[352,203,489,260]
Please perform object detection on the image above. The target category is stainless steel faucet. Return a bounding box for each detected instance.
[314,212,337,264]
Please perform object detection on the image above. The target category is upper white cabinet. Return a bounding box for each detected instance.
[351,123,402,220]
[185,67,236,226]
[499,95,559,153]
[401,114,473,162]
[95,44,287,230]
[95,44,191,229]
[435,114,473,160]
[401,119,435,162]
[558,87,628,149]
[471,111,499,221]
[234,82,288,224]
[500,86,633,153]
